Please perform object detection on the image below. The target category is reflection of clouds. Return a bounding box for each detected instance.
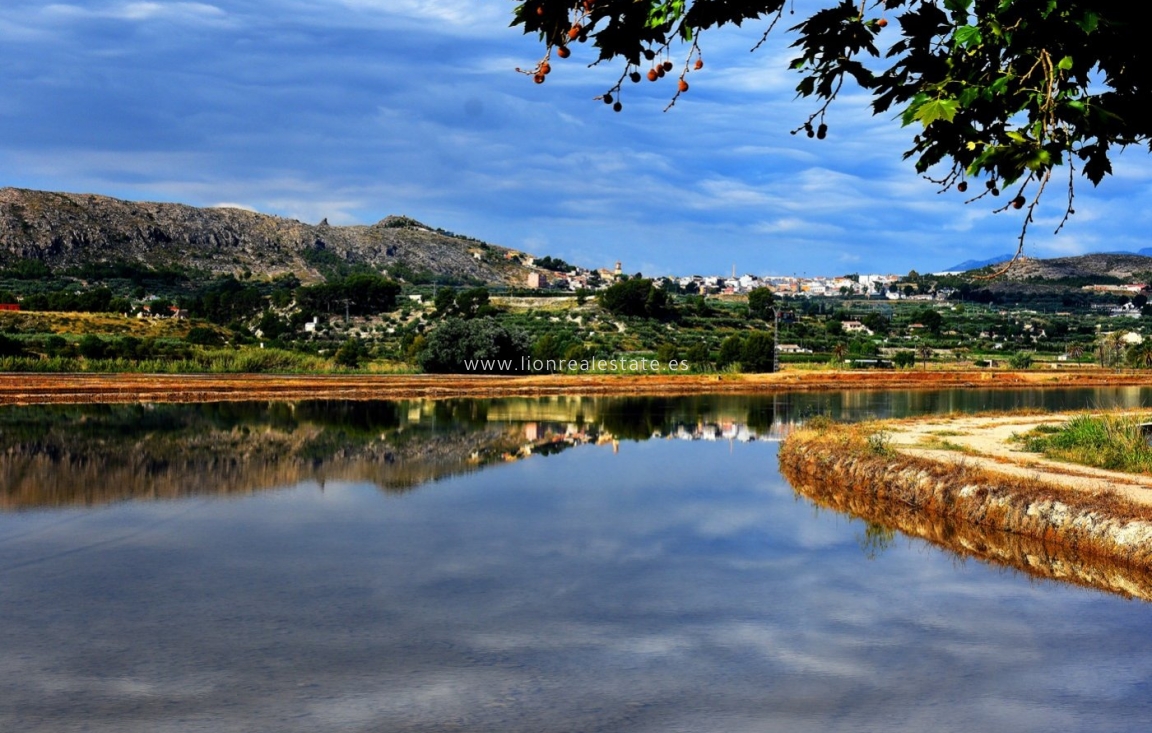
[5,432,1152,731]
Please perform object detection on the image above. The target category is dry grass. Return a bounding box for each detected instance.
[0,311,197,338]
[917,435,973,453]
[779,421,1152,571]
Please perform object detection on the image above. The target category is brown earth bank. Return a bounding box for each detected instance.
[3,368,1152,405]
[779,416,1152,599]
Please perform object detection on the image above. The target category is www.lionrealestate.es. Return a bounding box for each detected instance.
[463,357,691,373]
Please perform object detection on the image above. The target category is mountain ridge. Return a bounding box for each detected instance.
[0,188,526,284]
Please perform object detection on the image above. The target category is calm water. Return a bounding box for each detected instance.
[2,389,1152,732]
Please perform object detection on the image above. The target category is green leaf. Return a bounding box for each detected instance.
[901,92,930,126]
[1077,11,1099,33]
[1026,149,1052,171]
[913,98,960,127]
[959,86,981,107]
[944,0,973,12]
[954,25,982,49]
[1057,56,1073,71]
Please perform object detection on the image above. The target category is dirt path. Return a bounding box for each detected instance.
[890,411,1152,507]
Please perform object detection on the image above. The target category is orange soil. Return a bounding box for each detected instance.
[0,368,1150,405]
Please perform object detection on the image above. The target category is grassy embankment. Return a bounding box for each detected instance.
[779,418,1152,569]
[1017,414,1152,474]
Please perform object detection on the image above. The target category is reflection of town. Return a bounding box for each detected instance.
[437,395,800,462]
[0,396,799,510]
[4,386,1138,511]
[510,417,794,462]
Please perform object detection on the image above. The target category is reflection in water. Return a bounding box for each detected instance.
[786,465,1152,602]
[0,401,528,508]
[5,386,1152,510]
[4,391,1152,731]
[0,395,788,510]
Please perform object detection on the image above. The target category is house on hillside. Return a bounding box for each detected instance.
[842,321,874,336]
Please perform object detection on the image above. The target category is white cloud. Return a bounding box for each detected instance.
[209,201,257,212]
[43,1,228,24]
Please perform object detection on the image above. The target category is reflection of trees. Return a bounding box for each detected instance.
[745,403,776,433]
[0,395,785,511]
[294,400,401,434]
[0,401,520,510]
[598,397,676,441]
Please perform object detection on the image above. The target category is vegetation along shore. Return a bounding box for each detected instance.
[779,412,1152,590]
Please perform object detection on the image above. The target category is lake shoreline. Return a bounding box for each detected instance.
[778,414,1152,580]
[4,368,1152,405]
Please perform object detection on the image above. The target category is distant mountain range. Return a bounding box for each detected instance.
[4,187,1150,288]
[942,254,1015,271]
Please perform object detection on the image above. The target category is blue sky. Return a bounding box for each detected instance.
[2,1,1150,276]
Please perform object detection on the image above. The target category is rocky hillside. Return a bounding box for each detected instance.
[998,253,1152,281]
[0,188,528,284]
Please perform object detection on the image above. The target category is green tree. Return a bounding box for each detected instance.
[1127,342,1152,369]
[77,334,107,359]
[716,335,744,368]
[186,326,223,346]
[335,339,368,368]
[453,287,496,318]
[893,350,915,368]
[916,308,944,336]
[598,278,672,319]
[861,312,889,335]
[434,286,458,316]
[419,318,532,374]
[515,2,1147,251]
[740,331,776,373]
[747,287,775,322]
[685,341,711,370]
[0,334,24,358]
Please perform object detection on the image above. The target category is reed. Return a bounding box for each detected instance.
[1020,414,1152,474]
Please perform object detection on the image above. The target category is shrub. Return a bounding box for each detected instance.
[418,317,531,374]
[1008,351,1034,369]
[716,335,744,369]
[740,332,776,372]
[77,334,107,359]
[186,326,224,346]
[335,339,368,368]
